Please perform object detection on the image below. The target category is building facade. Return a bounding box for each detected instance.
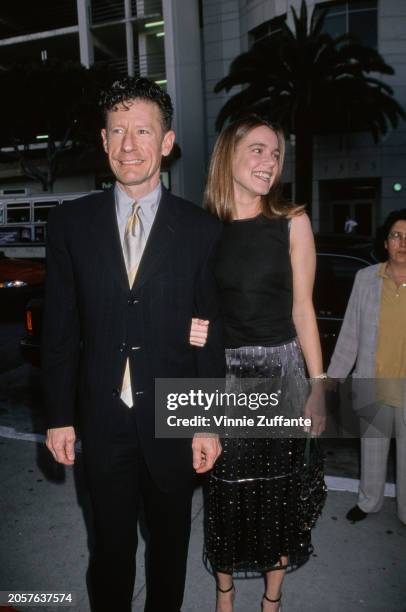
[1,0,405,233]
[197,0,406,233]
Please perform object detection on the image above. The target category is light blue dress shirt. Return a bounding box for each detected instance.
[114,181,161,246]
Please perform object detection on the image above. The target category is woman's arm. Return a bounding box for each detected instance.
[290,213,323,377]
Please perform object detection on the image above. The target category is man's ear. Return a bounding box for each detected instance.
[101,128,108,154]
[162,129,176,157]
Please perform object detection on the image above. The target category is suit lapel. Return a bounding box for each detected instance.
[132,186,180,292]
[89,189,129,291]
[89,186,180,293]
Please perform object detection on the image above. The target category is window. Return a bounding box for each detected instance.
[6,203,30,224]
[315,1,377,48]
[33,201,58,223]
[250,14,287,45]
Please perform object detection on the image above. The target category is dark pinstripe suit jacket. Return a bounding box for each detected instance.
[42,186,225,489]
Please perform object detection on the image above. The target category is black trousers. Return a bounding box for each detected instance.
[83,409,194,612]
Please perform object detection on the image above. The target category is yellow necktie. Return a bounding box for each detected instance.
[120,203,145,407]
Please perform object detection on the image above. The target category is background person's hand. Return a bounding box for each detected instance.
[189,318,209,347]
[46,426,76,465]
[192,434,222,473]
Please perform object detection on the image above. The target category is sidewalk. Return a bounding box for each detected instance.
[0,437,405,612]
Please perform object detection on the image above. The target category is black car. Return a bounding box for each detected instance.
[314,235,377,363]
[20,235,378,367]
[20,297,43,366]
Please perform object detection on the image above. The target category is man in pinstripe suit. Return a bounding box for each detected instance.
[43,78,224,612]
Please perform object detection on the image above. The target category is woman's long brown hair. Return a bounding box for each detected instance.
[204,115,304,222]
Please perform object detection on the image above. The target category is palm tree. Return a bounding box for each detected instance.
[214,0,405,213]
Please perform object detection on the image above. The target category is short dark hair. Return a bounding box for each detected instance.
[374,208,406,260]
[381,208,406,241]
[98,76,173,131]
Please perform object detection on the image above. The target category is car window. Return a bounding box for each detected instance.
[317,254,368,280]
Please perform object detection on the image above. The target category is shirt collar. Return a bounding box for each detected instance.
[376,262,389,278]
[114,181,162,222]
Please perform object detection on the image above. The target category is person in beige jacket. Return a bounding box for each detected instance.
[328,208,406,525]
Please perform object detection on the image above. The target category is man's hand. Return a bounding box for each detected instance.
[192,434,222,473]
[46,426,76,465]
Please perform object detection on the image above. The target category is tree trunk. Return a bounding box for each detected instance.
[294,109,314,218]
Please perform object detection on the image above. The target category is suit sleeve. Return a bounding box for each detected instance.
[193,225,225,379]
[327,270,362,378]
[42,209,81,428]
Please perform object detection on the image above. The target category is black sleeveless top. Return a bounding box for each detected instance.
[214,215,296,348]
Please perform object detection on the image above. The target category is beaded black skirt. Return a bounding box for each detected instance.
[204,340,317,576]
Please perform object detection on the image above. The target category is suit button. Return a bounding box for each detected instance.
[112,388,120,397]
[119,342,127,352]
[128,298,139,305]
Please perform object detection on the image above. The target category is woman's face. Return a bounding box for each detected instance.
[232,125,280,204]
[385,219,406,266]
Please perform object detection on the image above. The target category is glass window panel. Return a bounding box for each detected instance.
[33,208,52,223]
[323,14,346,39]
[350,0,377,11]
[33,201,58,223]
[35,226,46,242]
[250,14,286,44]
[315,254,368,316]
[349,11,377,47]
[6,204,30,223]
[315,1,346,17]
[0,206,4,224]
[329,255,368,280]
[20,227,32,241]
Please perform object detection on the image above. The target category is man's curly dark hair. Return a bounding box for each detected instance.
[99,77,173,132]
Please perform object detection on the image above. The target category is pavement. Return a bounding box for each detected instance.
[0,434,405,612]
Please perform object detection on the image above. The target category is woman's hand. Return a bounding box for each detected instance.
[189,318,209,347]
[303,380,327,436]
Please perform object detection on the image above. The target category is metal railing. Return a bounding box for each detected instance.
[91,1,125,25]
[131,0,162,19]
[95,52,165,78]
[91,0,162,26]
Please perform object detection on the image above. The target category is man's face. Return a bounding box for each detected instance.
[101,99,175,195]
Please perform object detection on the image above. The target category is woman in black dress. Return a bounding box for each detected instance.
[190,115,326,612]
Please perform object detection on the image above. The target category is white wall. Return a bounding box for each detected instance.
[163,0,207,204]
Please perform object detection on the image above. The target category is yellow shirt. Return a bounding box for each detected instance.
[375,263,406,407]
